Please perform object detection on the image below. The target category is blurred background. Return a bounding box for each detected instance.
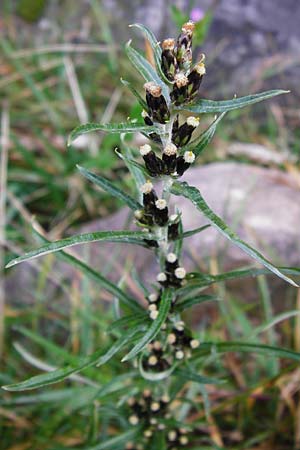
[1,1,300,449]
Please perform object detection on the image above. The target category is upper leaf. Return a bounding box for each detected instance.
[77,165,142,211]
[129,23,171,85]
[68,122,157,146]
[171,181,298,287]
[177,89,289,114]
[125,40,170,102]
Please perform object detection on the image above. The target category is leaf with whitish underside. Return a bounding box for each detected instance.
[115,149,150,177]
[175,294,218,313]
[178,89,289,114]
[2,327,142,391]
[181,113,226,157]
[171,181,298,287]
[129,23,171,85]
[125,40,170,102]
[121,78,148,110]
[175,368,225,385]
[77,165,142,210]
[122,288,173,361]
[68,122,157,146]
[191,341,300,363]
[178,224,211,240]
[5,230,152,268]
[30,231,143,313]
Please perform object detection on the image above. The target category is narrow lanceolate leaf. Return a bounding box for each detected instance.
[129,23,171,85]
[121,78,148,110]
[68,122,157,146]
[125,40,170,102]
[178,89,289,114]
[77,165,142,210]
[122,288,173,361]
[179,224,211,239]
[2,328,142,391]
[2,347,104,391]
[175,294,218,313]
[186,113,226,157]
[5,230,152,268]
[176,368,225,385]
[192,341,300,363]
[32,231,143,313]
[171,181,298,287]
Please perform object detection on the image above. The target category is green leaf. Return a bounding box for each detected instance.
[175,294,218,313]
[115,148,150,177]
[122,288,173,361]
[77,165,142,210]
[171,181,298,287]
[121,78,148,110]
[176,368,225,385]
[2,328,141,392]
[125,40,170,102]
[185,113,226,157]
[5,230,152,268]
[31,231,143,313]
[178,90,289,114]
[193,341,300,363]
[68,122,157,146]
[129,23,171,85]
[81,428,139,450]
[107,313,148,332]
[120,135,146,192]
[179,224,211,239]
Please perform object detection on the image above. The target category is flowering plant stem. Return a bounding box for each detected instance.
[3,19,299,450]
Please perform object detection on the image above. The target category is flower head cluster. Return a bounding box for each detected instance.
[139,21,206,179]
[126,389,191,448]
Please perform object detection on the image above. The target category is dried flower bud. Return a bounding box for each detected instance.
[187,58,206,100]
[175,350,185,360]
[190,338,200,349]
[154,198,169,226]
[129,415,139,425]
[176,151,195,176]
[171,73,189,105]
[140,144,163,177]
[172,117,200,146]
[148,293,158,303]
[167,252,177,263]
[180,436,189,445]
[163,143,177,174]
[175,267,186,279]
[157,272,167,283]
[144,82,170,124]
[150,310,159,320]
[141,109,153,126]
[161,38,178,81]
[167,333,177,345]
[175,320,185,331]
[144,429,153,438]
[148,354,158,366]
[168,430,178,441]
[175,21,195,70]
[150,401,160,412]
